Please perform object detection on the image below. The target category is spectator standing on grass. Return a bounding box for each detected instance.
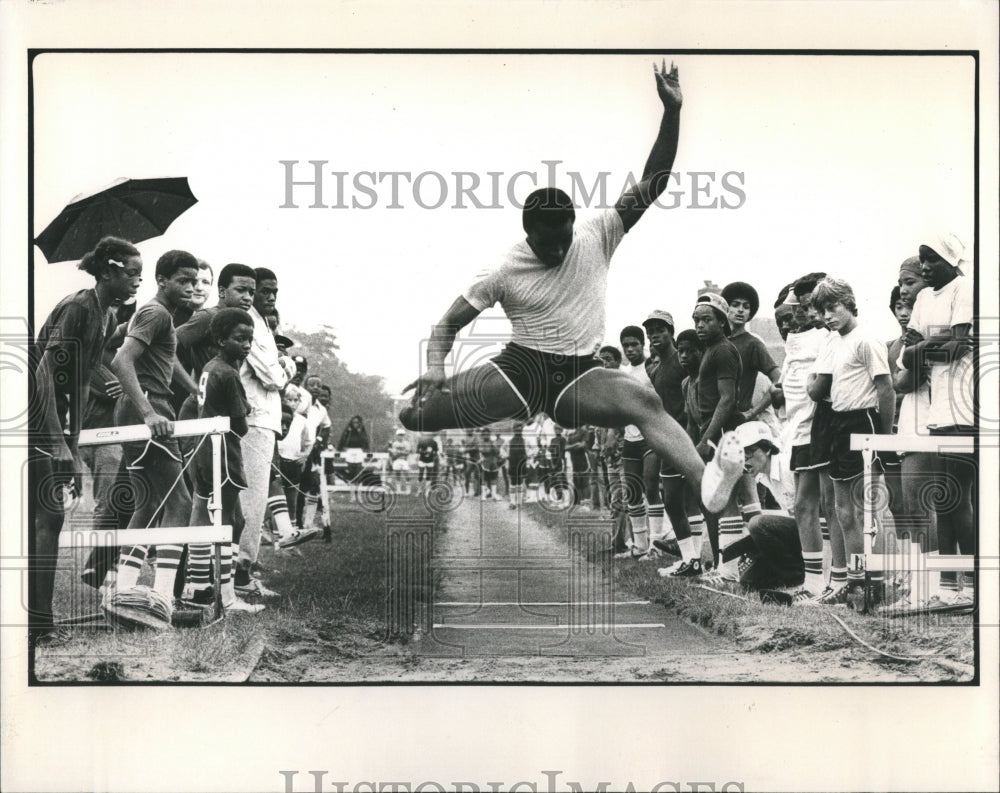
[808,277,894,610]
[721,281,783,571]
[479,429,502,500]
[185,308,264,614]
[889,257,938,611]
[338,415,371,452]
[416,433,440,491]
[30,237,140,645]
[102,250,202,630]
[235,267,294,597]
[389,429,413,494]
[294,375,332,539]
[658,329,708,576]
[901,233,976,609]
[548,425,569,506]
[668,294,741,578]
[506,422,529,510]
[565,425,594,509]
[618,325,661,556]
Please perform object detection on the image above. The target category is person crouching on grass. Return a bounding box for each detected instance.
[186,308,264,614]
[807,277,895,610]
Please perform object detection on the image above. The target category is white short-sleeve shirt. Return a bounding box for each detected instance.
[621,359,655,442]
[463,209,625,355]
[822,324,890,412]
[907,275,974,429]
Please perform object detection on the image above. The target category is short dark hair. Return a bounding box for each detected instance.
[598,345,622,363]
[675,329,705,351]
[218,263,257,288]
[254,267,278,283]
[774,282,794,309]
[210,307,254,342]
[619,325,645,345]
[890,285,903,311]
[155,250,199,280]
[78,236,140,280]
[522,188,575,233]
[792,272,827,299]
[721,281,760,319]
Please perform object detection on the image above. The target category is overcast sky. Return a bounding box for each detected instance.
[32,52,974,393]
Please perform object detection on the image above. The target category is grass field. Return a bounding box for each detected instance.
[524,501,976,681]
[36,490,434,682]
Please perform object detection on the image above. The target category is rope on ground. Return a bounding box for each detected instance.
[826,612,975,678]
[692,584,750,602]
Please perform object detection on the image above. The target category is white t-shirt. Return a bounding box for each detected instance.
[278,413,311,462]
[907,275,975,430]
[781,327,827,448]
[621,359,655,442]
[814,323,890,412]
[894,347,933,438]
[463,210,625,355]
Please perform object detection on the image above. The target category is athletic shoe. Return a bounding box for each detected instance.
[759,586,817,607]
[814,582,849,606]
[277,528,322,549]
[235,578,280,599]
[880,591,975,616]
[181,585,215,607]
[652,537,681,557]
[668,558,703,578]
[700,431,745,513]
[700,569,739,587]
[657,559,687,578]
[224,597,266,614]
[102,585,173,631]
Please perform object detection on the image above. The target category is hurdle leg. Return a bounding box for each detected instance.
[210,433,224,622]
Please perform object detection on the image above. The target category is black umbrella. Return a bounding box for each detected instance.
[34,177,198,263]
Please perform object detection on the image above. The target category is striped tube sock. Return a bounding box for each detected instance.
[717,516,744,576]
[627,504,648,551]
[186,544,213,587]
[268,494,294,539]
[830,566,848,587]
[677,535,697,563]
[688,514,705,555]
[152,544,184,600]
[116,545,148,591]
[740,503,762,531]
[648,504,665,539]
[820,517,830,543]
[802,551,825,595]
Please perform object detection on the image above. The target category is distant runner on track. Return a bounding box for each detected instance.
[400,61,742,512]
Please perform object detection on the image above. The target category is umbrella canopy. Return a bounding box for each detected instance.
[34,177,198,263]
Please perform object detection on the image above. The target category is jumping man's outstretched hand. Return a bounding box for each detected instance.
[402,364,449,406]
[654,59,682,111]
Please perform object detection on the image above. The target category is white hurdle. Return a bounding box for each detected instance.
[320,450,390,514]
[61,417,233,621]
[850,434,976,599]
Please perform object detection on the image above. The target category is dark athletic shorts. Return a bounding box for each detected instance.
[829,407,883,481]
[789,443,820,473]
[490,342,602,423]
[115,394,183,470]
[809,399,835,468]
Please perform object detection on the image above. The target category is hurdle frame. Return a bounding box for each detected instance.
[320,449,390,514]
[850,433,976,611]
[59,417,233,624]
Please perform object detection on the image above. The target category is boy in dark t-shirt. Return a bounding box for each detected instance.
[187,308,263,614]
[103,250,202,631]
[416,435,440,490]
[669,294,741,578]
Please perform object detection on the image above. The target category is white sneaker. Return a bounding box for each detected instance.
[224,597,265,614]
[701,432,745,512]
[277,528,322,549]
[234,578,280,598]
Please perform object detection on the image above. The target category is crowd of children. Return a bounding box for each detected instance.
[28,229,976,644]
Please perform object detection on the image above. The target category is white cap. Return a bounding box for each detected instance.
[734,421,779,453]
[921,231,968,269]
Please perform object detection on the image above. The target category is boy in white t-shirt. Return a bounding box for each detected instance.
[809,278,895,610]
